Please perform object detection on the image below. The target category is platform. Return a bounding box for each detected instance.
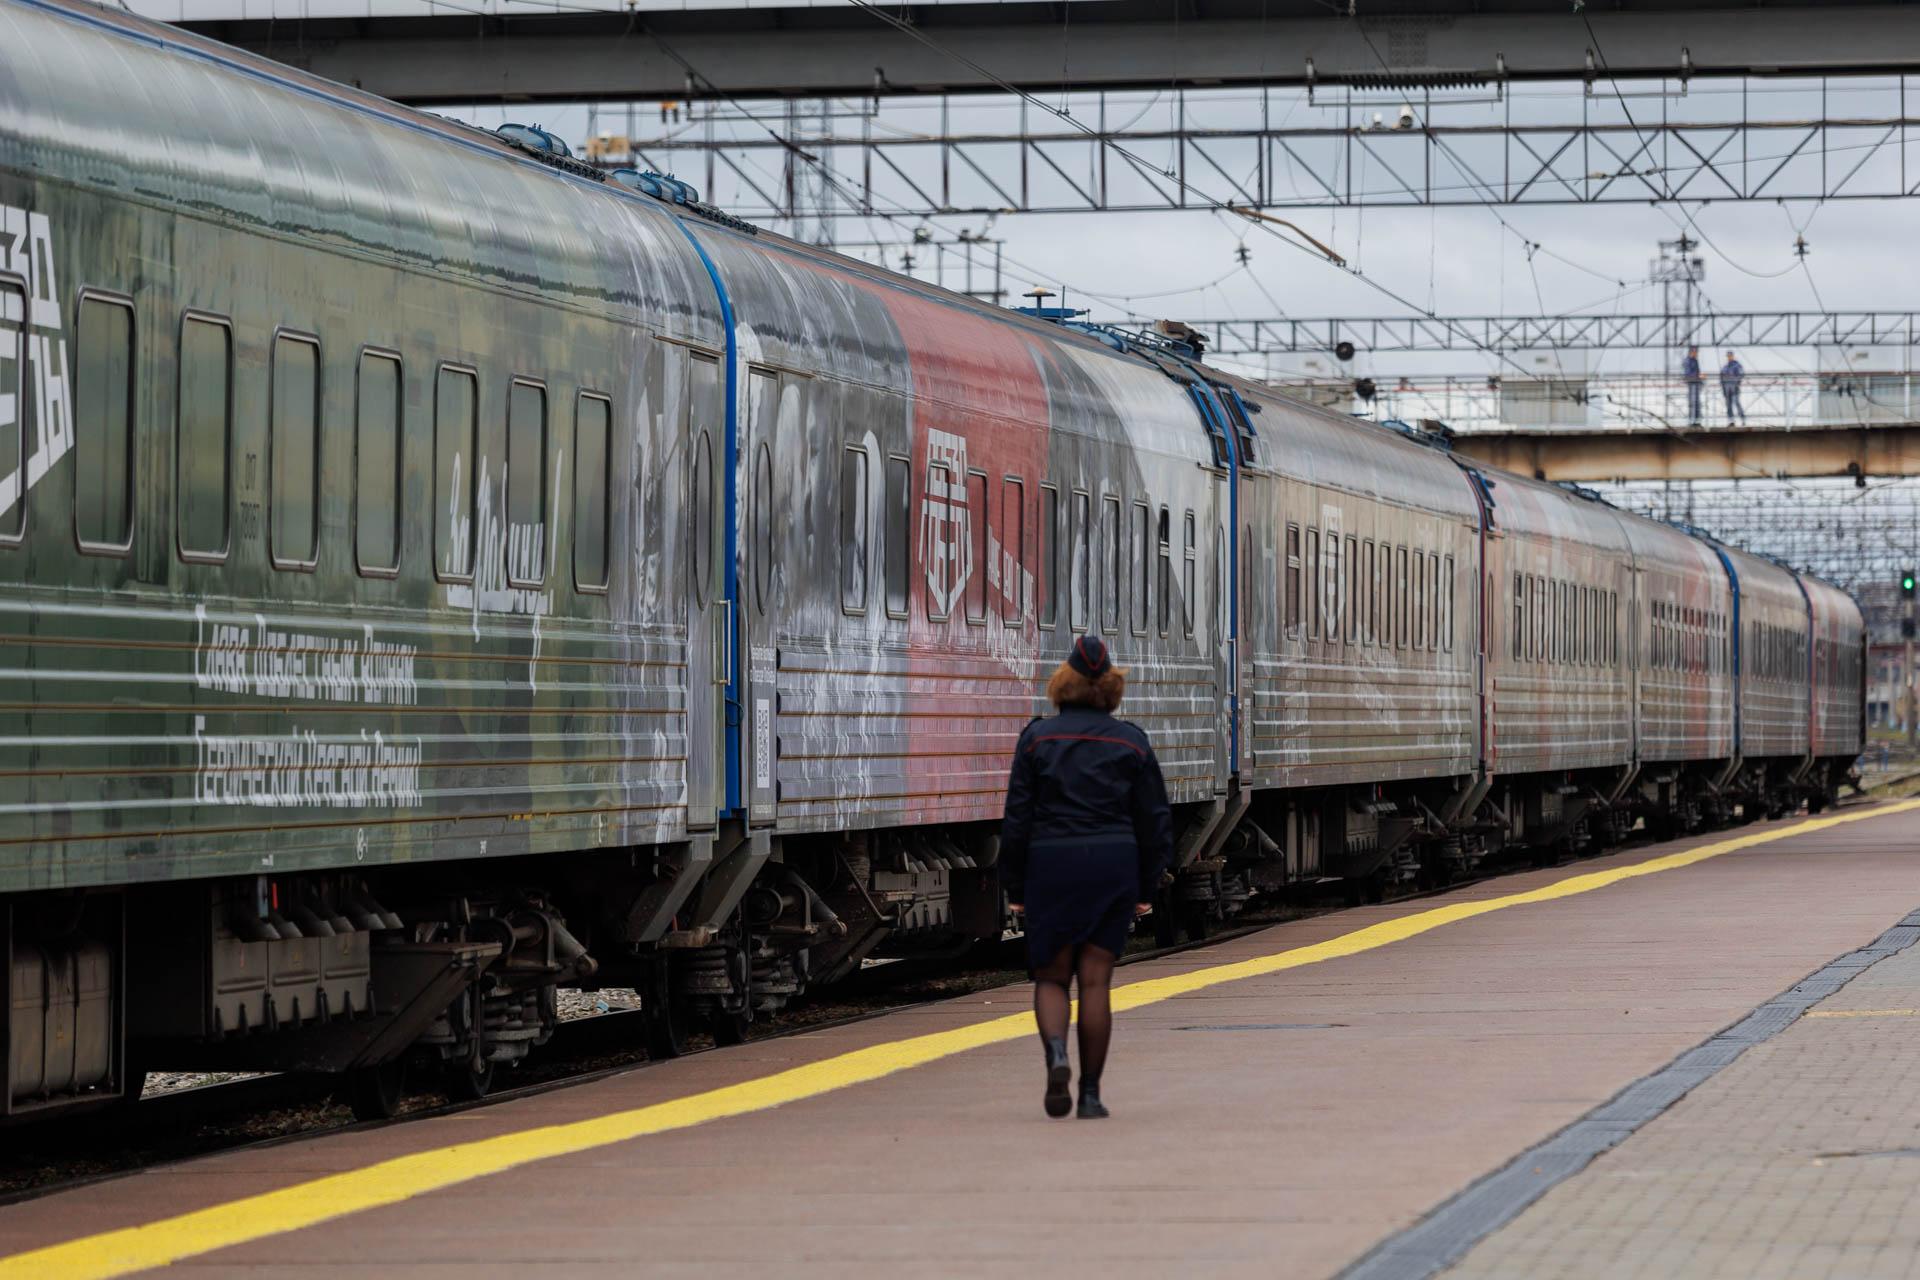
[6,800,1920,1280]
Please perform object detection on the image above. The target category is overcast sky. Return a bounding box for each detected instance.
[133,0,1919,391]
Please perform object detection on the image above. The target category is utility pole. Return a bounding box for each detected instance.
[1904,570,1916,745]
[1653,236,1705,425]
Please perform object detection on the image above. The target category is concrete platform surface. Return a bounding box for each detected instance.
[5,801,1920,1280]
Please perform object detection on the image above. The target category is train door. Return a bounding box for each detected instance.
[1209,463,1233,789]
[742,366,803,825]
[683,349,726,827]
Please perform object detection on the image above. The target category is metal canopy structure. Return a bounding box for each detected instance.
[1188,312,1920,357]
[178,1,1920,105]
[606,83,1920,217]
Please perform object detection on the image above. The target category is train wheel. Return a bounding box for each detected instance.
[1152,904,1179,948]
[347,1060,407,1121]
[642,957,689,1060]
[1182,904,1212,942]
[445,1058,495,1102]
[710,1008,751,1046]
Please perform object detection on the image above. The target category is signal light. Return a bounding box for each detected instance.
[1904,571,1916,597]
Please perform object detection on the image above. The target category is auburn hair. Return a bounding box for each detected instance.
[1046,661,1128,712]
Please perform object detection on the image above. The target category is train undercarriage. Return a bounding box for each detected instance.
[1,757,1856,1125]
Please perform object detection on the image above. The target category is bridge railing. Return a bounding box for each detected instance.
[1264,371,1920,434]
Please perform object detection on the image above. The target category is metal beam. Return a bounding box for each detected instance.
[586,81,1920,215]
[1192,313,1920,356]
[1453,424,1920,483]
[178,2,1920,106]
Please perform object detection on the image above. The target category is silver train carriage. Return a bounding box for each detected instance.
[0,0,1865,1119]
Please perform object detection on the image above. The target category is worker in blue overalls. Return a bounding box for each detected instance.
[1682,345,1704,426]
[1000,635,1173,1119]
[1721,351,1747,424]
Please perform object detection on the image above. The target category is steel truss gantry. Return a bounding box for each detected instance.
[1186,312,1920,358]
[606,79,1920,218]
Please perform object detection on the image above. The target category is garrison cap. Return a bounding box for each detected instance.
[1067,634,1114,679]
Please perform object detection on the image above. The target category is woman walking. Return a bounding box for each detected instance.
[1000,635,1173,1119]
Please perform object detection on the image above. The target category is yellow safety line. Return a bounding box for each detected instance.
[7,798,1918,1280]
[1805,1008,1920,1018]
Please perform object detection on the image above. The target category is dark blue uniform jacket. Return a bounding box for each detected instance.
[999,705,1174,904]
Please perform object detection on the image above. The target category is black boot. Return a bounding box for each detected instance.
[1077,1082,1109,1119]
[1043,1037,1072,1118]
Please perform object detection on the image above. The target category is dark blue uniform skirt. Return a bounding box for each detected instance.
[1022,836,1138,972]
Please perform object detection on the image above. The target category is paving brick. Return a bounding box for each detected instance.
[1449,933,1920,1280]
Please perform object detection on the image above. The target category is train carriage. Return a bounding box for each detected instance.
[1472,473,1638,852]
[1804,573,1868,801]
[1227,398,1480,886]
[1720,544,1814,815]
[665,224,1228,986]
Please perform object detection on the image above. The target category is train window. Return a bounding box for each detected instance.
[1430,553,1442,652]
[1284,524,1301,639]
[270,332,321,570]
[925,461,955,621]
[573,393,611,592]
[965,470,989,624]
[434,364,477,582]
[1071,490,1090,631]
[1129,500,1149,635]
[1157,506,1172,637]
[1377,543,1392,650]
[1038,484,1058,629]
[1324,533,1341,643]
[1102,495,1121,632]
[355,351,404,578]
[1363,541,1376,645]
[507,378,547,588]
[1590,587,1600,664]
[1345,534,1359,644]
[1374,539,1389,648]
[1003,477,1026,627]
[1214,521,1227,641]
[1443,555,1455,653]
[1413,550,1427,650]
[1182,510,1196,639]
[885,455,910,618]
[1532,576,1545,661]
[840,445,869,615]
[177,313,232,561]
[74,292,136,553]
[1559,581,1570,664]
[754,442,776,614]
[0,278,21,543]
[1588,588,1599,665]
[1305,528,1320,641]
[1513,573,1525,661]
[691,430,713,608]
[1396,546,1410,649]
[1570,584,1581,664]
[1243,527,1257,647]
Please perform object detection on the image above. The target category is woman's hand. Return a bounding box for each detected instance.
[1134,902,1153,917]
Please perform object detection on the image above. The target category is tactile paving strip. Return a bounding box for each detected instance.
[1335,908,1920,1280]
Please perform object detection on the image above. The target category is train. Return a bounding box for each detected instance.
[0,0,1864,1122]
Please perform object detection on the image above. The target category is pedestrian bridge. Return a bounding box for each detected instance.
[1267,371,1920,483]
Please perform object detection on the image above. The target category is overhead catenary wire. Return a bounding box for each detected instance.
[836,0,1606,392]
